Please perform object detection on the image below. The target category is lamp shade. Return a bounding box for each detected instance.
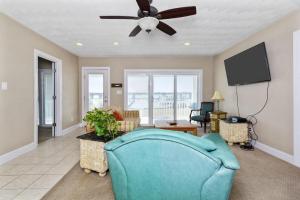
[211,91,224,101]
[138,17,159,32]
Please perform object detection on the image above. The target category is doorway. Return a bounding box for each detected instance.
[34,49,62,146]
[38,57,55,143]
[82,67,110,118]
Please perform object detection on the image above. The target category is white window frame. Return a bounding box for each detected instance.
[124,69,203,125]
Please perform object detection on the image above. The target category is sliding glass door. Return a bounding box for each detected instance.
[153,75,175,122]
[176,75,199,120]
[125,70,202,125]
[127,73,149,124]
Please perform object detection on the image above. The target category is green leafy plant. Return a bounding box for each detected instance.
[83,108,120,141]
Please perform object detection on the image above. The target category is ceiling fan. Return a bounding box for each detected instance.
[99,0,197,37]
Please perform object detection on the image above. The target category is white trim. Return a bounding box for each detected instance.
[62,123,81,136]
[0,143,37,165]
[293,30,300,167]
[81,66,111,121]
[34,49,63,144]
[255,142,294,165]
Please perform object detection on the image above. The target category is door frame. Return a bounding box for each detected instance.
[293,30,300,167]
[124,69,203,125]
[81,66,111,121]
[34,49,63,145]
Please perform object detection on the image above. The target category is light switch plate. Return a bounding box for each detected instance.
[1,82,8,90]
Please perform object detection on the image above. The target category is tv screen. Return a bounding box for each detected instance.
[224,42,271,86]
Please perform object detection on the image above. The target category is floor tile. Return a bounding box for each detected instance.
[41,154,65,165]
[0,128,82,199]
[3,175,41,189]
[46,162,75,175]
[29,175,63,189]
[0,176,17,188]
[0,189,23,200]
[24,165,53,175]
[0,165,35,176]
[14,189,49,200]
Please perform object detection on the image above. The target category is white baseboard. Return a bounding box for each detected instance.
[62,123,81,136]
[0,143,37,165]
[255,142,295,166]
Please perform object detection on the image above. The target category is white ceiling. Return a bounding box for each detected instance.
[0,0,300,57]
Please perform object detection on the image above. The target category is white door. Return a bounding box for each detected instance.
[83,68,109,115]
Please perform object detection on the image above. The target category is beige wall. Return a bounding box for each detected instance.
[79,56,214,117]
[0,13,80,156]
[214,11,300,155]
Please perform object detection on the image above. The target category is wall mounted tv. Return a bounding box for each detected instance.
[224,42,271,86]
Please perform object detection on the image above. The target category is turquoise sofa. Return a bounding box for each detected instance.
[105,129,240,200]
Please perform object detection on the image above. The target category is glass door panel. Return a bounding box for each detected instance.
[153,75,174,123]
[44,72,54,125]
[176,75,198,120]
[88,74,104,111]
[83,68,109,116]
[127,74,149,124]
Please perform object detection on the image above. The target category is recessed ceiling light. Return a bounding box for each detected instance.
[76,42,83,46]
[184,42,191,46]
[113,42,119,46]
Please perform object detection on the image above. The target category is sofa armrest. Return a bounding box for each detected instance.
[202,133,240,170]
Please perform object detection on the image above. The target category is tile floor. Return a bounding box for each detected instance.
[0,128,83,200]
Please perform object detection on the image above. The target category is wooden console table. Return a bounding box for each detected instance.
[210,111,227,132]
[154,120,198,136]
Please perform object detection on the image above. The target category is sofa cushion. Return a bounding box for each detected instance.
[191,115,205,122]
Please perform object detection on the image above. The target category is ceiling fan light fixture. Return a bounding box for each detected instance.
[138,17,159,32]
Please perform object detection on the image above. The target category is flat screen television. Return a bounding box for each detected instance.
[224,42,271,86]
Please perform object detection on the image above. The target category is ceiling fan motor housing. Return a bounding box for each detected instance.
[137,6,158,17]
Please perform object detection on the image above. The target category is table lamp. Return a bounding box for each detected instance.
[211,91,224,111]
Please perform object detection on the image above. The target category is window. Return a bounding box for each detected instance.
[125,70,202,125]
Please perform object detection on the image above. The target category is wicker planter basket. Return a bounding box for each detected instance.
[219,120,248,145]
[79,139,108,177]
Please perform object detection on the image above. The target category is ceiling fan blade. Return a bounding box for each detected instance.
[100,16,140,20]
[129,25,142,37]
[136,0,150,12]
[156,6,196,20]
[156,21,176,36]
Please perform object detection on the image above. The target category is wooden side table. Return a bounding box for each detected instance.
[219,120,248,145]
[210,111,227,132]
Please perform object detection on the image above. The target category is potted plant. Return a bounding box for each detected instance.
[77,108,122,177]
[83,108,121,142]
